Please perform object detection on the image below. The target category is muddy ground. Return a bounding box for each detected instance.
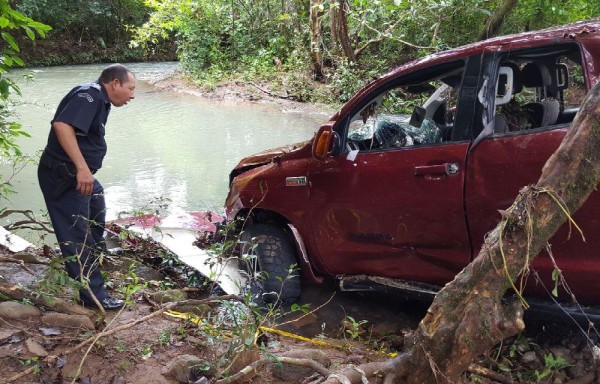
[1,240,599,384]
[0,243,416,384]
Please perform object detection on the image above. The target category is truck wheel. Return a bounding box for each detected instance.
[239,224,301,304]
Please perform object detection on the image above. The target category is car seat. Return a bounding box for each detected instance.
[521,62,560,128]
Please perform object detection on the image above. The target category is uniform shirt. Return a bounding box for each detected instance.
[45,81,111,170]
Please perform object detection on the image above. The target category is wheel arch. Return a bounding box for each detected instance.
[236,208,323,284]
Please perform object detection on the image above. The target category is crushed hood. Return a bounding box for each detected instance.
[234,140,312,169]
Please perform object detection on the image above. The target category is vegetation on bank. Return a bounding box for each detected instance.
[9,0,600,106]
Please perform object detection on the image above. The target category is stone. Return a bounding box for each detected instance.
[0,301,41,321]
[568,361,587,379]
[162,354,215,383]
[25,338,48,357]
[564,371,596,384]
[551,347,576,364]
[41,312,95,331]
[149,289,187,304]
[173,304,212,317]
[0,329,23,345]
[520,351,539,364]
[10,252,41,263]
[0,344,13,358]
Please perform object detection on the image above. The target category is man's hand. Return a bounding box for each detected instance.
[76,168,95,196]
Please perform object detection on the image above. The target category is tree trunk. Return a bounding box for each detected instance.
[335,0,357,63]
[324,72,600,383]
[309,0,324,80]
[330,2,339,55]
[477,0,519,41]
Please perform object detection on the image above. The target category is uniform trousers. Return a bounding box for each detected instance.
[38,152,109,305]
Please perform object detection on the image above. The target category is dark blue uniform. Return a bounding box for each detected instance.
[38,81,112,306]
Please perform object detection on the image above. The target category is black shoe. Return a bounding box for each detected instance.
[100,297,124,310]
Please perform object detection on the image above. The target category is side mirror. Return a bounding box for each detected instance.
[312,122,335,161]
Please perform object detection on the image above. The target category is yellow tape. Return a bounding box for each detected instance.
[259,326,346,350]
[164,310,398,357]
[164,310,202,324]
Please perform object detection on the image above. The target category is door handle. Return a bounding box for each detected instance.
[414,163,460,176]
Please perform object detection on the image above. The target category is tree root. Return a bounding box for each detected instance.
[216,355,332,384]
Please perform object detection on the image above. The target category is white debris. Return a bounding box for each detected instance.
[0,226,34,253]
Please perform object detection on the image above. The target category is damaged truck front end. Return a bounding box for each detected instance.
[225,139,324,303]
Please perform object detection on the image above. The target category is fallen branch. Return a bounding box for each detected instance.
[0,209,54,233]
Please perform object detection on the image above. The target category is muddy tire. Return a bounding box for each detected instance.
[240,224,301,304]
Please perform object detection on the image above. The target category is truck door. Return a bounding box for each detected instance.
[307,57,482,286]
[465,44,600,304]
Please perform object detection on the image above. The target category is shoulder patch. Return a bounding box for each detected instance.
[78,93,94,102]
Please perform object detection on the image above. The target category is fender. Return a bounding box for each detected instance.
[287,223,323,284]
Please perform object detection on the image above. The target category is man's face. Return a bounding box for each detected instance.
[108,72,136,107]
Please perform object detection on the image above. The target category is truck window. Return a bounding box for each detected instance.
[493,44,586,134]
[345,63,464,152]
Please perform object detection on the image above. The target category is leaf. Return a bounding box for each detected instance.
[0,79,10,97]
[0,17,9,28]
[1,32,19,52]
[24,26,35,40]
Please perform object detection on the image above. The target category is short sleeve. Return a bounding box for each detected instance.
[54,91,101,134]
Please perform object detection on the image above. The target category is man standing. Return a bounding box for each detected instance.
[38,64,136,310]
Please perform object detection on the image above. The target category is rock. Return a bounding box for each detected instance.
[149,289,187,304]
[565,371,596,384]
[272,349,331,382]
[551,347,576,364]
[0,345,13,358]
[173,303,211,317]
[10,252,42,263]
[568,361,587,379]
[25,338,48,357]
[162,354,215,383]
[0,329,23,345]
[0,301,41,321]
[41,312,95,331]
[520,351,538,364]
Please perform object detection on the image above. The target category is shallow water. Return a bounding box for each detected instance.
[2,62,329,240]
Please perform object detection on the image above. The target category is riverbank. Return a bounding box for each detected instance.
[150,70,338,117]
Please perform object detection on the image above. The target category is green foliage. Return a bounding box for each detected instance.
[131,0,599,105]
[0,1,49,199]
[38,255,82,297]
[534,353,570,382]
[342,315,368,340]
[20,356,42,374]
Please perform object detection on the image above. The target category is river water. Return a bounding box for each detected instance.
[2,62,328,238]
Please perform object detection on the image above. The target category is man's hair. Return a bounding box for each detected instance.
[99,64,133,85]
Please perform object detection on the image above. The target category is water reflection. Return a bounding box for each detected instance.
[2,63,329,234]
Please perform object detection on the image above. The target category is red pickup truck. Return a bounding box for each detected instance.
[225,19,600,312]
